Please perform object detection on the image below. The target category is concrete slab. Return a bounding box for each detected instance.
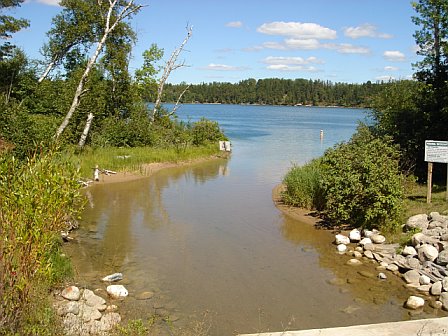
[239,317,448,336]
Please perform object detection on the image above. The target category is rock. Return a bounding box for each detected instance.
[337,244,347,253]
[98,313,121,332]
[440,292,448,310]
[349,229,361,242]
[405,295,425,309]
[364,243,375,251]
[136,291,154,300]
[107,285,128,299]
[406,257,422,270]
[335,234,350,245]
[406,214,429,231]
[441,234,448,242]
[101,272,123,282]
[386,264,399,272]
[82,289,106,308]
[431,281,443,296]
[419,275,431,285]
[355,246,364,253]
[106,305,118,312]
[358,270,375,279]
[403,269,421,284]
[57,301,80,316]
[353,251,363,258]
[364,250,374,259]
[442,277,448,291]
[417,244,439,262]
[402,246,417,257]
[430,212,447,224]
[346,258,362,266]
[378,272,387,280]
[417,285,431,293]
[437,249,448,265]
[430,300,443,309]
[412,232,439,247]
[61,286,81,301]
[359,237,372,246]
[371,234,386,244]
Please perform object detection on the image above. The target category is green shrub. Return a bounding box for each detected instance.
[282,159,325,210]
[320,125,404,230]
[190,117,227,146]
[0,151,83,333]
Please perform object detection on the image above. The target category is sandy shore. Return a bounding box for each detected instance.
[272,184,323,227]
[92,154,228,185]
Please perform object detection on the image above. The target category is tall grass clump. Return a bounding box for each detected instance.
[0,151,83,335]
[282,159,325,210]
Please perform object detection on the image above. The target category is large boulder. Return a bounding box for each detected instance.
[406,214,429,231]
[417,244,439,262]
[349,229,361,242]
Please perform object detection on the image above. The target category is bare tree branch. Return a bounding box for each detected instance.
[152,25,193,122]
[168,84,190,116]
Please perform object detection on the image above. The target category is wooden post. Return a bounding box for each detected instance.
[427,162,433,204]
[446,164,448,202]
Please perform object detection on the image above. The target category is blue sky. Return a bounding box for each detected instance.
[9,0,419,84]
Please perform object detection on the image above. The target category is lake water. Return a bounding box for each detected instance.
[66,105,438,335]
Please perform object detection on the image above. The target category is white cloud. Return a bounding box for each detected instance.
[344,24,392,39]
[376,75,395,81]
[384,50,406,61]
[226,21,243,28]
[284,38,321,50]
[266,64,319,72]
[257,21,337,40]
[330,43,370,54]
[384,66,399,71]
[263,56,324,65]
[202,63,247,71]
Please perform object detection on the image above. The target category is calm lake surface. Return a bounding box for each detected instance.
[67,105,440,335]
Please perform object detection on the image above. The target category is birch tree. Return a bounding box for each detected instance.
[55,0,142,140]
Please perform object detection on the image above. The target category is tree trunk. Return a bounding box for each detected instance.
[38,60,55,83]
[78,112,94,148]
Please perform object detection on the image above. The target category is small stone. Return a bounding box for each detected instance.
[82,289,106,308]
[99,312,121,332]
[417,285,431,293]
[430,300,443,309]
[355,246,364,253]
[353,251,363,258]
[378,272,387,280]
[403,269,421,284]
[107,285,128,299]
[358,270,375,279]
[364,243,375,251]
[442,277,448,291]
[386,264,399,272]
[349,229,361,242]
[419,275,431,285]
[380,261,389,267]
[440,292,448,310]
[337,244,347,253]
[56,301,80,316]
[437,250,448,265]
[405,295,425,310]
[346,258,362,266]
[370,234,386,244]
[136,291,154,300]
[364,250,374,259]
[335,234,350,245]
[61,286,81,301]
[431,281,443,296]
[101,273,123,282]
[359,237,372,246]
[407,257,422,270]
[402,246,417,257]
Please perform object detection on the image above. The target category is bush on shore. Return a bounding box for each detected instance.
[0,150,83,335]
[282,125,405,232]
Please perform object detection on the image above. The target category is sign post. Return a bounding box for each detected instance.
[424,140,448,203]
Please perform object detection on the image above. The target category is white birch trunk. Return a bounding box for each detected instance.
[38,60,56,83]
[78,112,94,148]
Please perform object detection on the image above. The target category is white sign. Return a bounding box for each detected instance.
[425,140,448,163]
[219,141,231,152]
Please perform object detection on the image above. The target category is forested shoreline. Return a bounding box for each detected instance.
[163,78,387,107]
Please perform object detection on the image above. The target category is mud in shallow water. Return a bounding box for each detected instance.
[64,158,445,335]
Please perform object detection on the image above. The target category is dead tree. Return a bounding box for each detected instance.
[151,26,193,122]
[55,0,142,141]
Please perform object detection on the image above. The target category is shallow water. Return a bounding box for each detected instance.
[66,105,443,335]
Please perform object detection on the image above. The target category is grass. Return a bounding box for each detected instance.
[403,182,448,218]
[70,143,224,178]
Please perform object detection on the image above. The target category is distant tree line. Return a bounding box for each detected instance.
[163,78,387,107]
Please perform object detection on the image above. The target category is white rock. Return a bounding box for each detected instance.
[442,277,448,291]
[359,237,372,246]
[419,274,431,285]
[364,250,374,259]
[353,251,363,258]
[335,234,350,245]
[386,264,399,272]
[440,292,448,310]
[405,295,425,309]
[417,244,439,262]
[101,273,123,282]
[106,285,128,299]
[402,245,417,257]
[403,269,421,284]
[337,244,347,253]
[349,229,361,242]
[406,214,429,231]
[370,234,386,244]
[431,281,443,296]
[346,258,362,266]
[61,286,81,301]
[378,272,387,280]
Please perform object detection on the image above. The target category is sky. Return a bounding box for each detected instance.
[8,0,420,84]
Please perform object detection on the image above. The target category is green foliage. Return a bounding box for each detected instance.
[190,117,228,146]
[282,159,325,210]
[0,0,29,59]
[0,151,83,333]
[320,126,404,230]
[134,43,164,102]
